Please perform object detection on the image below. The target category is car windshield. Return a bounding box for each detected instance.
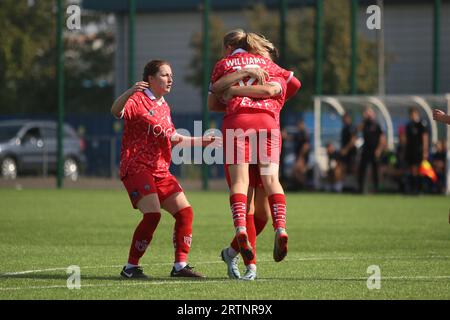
[0,125,21,142]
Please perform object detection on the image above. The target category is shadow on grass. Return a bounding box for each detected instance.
[0,273,230,282]
[3,273,445,284]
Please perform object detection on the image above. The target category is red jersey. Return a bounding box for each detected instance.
[119,89,176,179]
[210,49,292,119]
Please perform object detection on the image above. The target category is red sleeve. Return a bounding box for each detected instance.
[286,75,301,100]
[120,96,140,121]
[209,60,226,92]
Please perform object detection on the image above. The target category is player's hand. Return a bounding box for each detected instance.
[131,81,149,93]
[203,135,222,148]
[245,68,268,85]
[433,109,446,121]
[170,134,183,144]
[222,88,234,102]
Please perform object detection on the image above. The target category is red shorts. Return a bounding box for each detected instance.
[224,164,263,189]
[121,171,183,209]
[222,111,280,165]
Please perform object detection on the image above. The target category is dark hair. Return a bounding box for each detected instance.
[142,60,170,81]
[409,107,419,115]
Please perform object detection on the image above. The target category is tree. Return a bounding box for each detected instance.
[0,0,55,112]
[0,0,115,114]
[187,1,378,111]
[185,15,227,88]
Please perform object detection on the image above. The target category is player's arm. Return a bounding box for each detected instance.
[341,130,357,156]
[211,68,268,96]
[208,93,227,112]
[422,131,429,160]
[433,109,450,125]
[286,75,301,100]
[171,133,221,147]
[375,133,386,159]
[111,81,148,118]
[223,82,282,101]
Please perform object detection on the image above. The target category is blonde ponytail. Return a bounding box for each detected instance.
[223,29,278,60]
[246,32,277,59]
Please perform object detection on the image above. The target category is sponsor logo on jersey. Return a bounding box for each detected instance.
[130,190,139,198]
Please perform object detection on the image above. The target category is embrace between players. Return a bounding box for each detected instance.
[110,29,301,280]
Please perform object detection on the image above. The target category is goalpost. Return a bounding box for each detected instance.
[312,94,450,194]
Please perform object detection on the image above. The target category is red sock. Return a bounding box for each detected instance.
[173,206,193,263]
[230,193,247,229]
[230,215,268,252]
[268,194,287,230]
[243,214,256,266]
[128,212,161,265]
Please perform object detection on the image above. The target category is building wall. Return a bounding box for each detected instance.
[358,2,450,94]
[115,11,248,114]
[115,2,450,113]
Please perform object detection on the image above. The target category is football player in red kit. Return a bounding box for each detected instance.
[209,30,300,280]
[210,62,300,279]
[111,60,217,279]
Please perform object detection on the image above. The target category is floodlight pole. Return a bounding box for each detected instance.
[279,0,287,66]
[201,0,211,191]
[56,0,64,189]
[313,1,324,191]
[314,0,324,95]
[128,0,136,86]
[313,97,321,190]
[279,0,287,181]
[376,0,385,95]
[433,0,441,94]
[446,94,450,195]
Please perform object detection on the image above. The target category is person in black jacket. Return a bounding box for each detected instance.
[405,107,429,194]
[340,113,357,176]
[358,108,385,193]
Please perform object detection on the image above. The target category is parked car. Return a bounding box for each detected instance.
[0,120,86,181]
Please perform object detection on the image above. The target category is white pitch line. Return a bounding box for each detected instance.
[0,279,240,291]
[1,255,449,277]
[1,275,450,292]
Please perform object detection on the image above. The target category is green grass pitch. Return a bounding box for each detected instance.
[0,189,449,299]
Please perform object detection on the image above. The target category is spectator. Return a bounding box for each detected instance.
[292,120,310,188]
[405,107,429,194]
[340,113,357,176]
[358,107,385,193]
[395,126,409,192]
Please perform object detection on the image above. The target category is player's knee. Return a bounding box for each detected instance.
[175,206,194,223]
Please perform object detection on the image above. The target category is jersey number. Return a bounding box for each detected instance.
[232,65,260,87]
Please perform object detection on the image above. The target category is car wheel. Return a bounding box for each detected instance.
[1,157,17,179]
[64,157,79,181]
